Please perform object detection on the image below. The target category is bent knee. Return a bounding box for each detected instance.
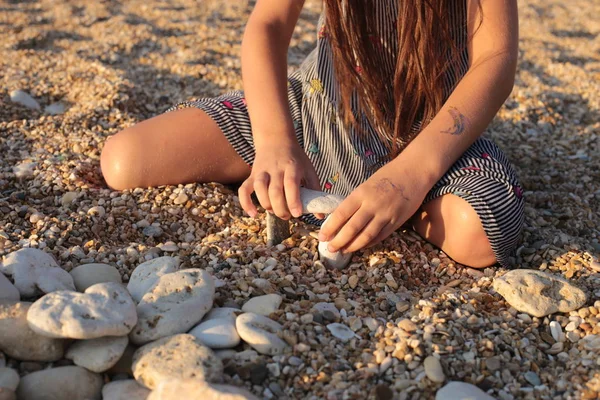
[100,129,144,191]
[445,209,496,269]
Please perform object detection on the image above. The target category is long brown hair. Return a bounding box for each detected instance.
[323,0,479,158]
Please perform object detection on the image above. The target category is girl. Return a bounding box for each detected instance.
[100,0,523,269]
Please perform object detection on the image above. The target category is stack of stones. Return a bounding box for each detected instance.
[0,248,293,400]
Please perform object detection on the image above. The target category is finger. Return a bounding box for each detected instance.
[318,197,361,241]
[238,179,257,217]
[284,168,302,218]
[327,210,373,253]
[268,173,291,219]
[302,168,321,192]
[253,173,272,212]
[315,213,325,220]
[343,219,389,254]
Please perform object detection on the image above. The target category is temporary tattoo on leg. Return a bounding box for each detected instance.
[441,106,468,135]
[375,178,410,201]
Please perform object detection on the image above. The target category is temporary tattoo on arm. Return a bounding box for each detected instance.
[441,106,468,136]
[375,178,410,201]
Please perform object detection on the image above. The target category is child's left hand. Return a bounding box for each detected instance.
[318,163,430,253]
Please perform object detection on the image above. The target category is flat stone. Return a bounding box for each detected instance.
[27,283,137,339]
[69,263,122,292]
[549,320,565,342]
[132,334,223,390]
[9,90,40,110]
[142,226,163,238]
[435,381,495,400]
[326,323,356,342]
[188,318,240,349]
[130,269,214,345]
[493,270,587,317]
[312,302,341,319]
[241,294,282,316]
[102,380,151,400]
[299,188,344,214]
[397,319,418,332]
[148,380,259,400]
[0,301,66,361]
[0,274,19,301]
[1,248,75,297]
[17,366,103,400]
[524,371,541,386]
[424,356,445,383]
[236,313,287,356]
[127,257,178,303]
[0,368,19,391]
[44,102,65,115]
[66,336,128,373]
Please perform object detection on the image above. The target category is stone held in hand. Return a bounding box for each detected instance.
[132,334,223,390]
[299,187,344,214]
[1,248,75,297]
[69,263,122,292]
[126,256,179,303]
[102,380,151,400]
[493,269,587,317]
[17,366,103,400]
[27,282,137,339]
[435,381,495,400]
[0,274,19,302]
[0,301,66,362]
[66,336,129,373]
[318,216,353,270]
[148,379,260,400]
[130,269,214,345]
[235,313,287,356]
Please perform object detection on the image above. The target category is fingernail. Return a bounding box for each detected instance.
[318,232,326,241]
[292,208,301,217]
[328,245,337,253]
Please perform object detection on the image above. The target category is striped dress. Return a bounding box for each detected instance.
[167,0,525,267]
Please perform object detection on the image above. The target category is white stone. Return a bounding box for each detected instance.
[12,162,35,179]
[9,90,40,110]
[44,102,65,115]
[0,368,19,391]
[235,313,287,356]
[69,263,122,292]
[299,188,344,214]
[127,257,178,302]
[66,336,128,373]
[17,366,103,400]
[27,283,137,339]
[148,380,259,400]
[189,318,240,349]
[326,323,356,342]
[1,248,75,297]
[581,335,600,351]
[318,241,352,270]
[61,192,78,207]
[241,294,282,316]
[204,307,241,323]
[424,356,445,383]
[0,301,66,361]
[102,380,151,400]
[132,334,223,390]
[0,274,19,302]
[87,206,106,217]
[435,381,495,400]
[130,269,214,345]
[493,270,587,317]
[549,321,564,342]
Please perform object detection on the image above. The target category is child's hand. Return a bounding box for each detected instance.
[239,139,321,220]
[318,163,428,253]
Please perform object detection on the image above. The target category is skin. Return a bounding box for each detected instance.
[101,0,518,269]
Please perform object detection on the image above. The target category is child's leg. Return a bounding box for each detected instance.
[100,108,251,190]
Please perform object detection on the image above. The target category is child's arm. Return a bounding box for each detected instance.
[320,0,519,253]
[238,0,322,220]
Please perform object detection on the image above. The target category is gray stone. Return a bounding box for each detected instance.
[142,226,163,238]
[12,162,35,179]
[148,380,259,400]
[0,301,66,361]
[326,323,356,342]
[0,368,19,391]
[265,213,290,247]
[16,366,103,400]
[102,380,151,400]
[188,318,240,349]
[424,356,445,383]
[44,102,65,115]
[0,274,18,302]
[236,313,287,356]
[69,263,122,292]
[27,283,137,339]
[524,371,541,386]
[130,269,214,345]
[493,269,587,317]
[127,257,178,303]
[435,381,495,400]
[132,334,223,390]
[66,336,128,373]
[9,90,40,110]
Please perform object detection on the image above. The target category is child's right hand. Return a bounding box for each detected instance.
[239,138,321,220]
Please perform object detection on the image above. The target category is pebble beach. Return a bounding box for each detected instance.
[0,0,599,399]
